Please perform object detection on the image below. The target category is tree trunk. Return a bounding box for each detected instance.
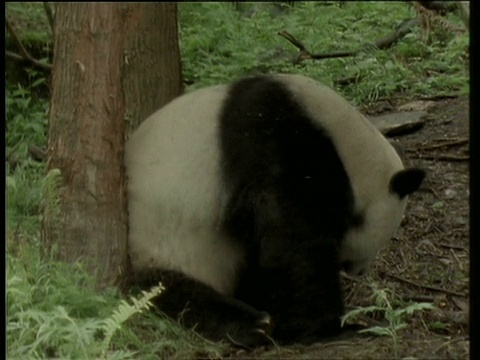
[121,3,184,131]
[43,3,183,290]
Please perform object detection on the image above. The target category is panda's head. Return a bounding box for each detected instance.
[339,167,425,276]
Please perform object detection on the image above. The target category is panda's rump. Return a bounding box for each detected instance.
[127,198,244,295]
[126,85,244,295]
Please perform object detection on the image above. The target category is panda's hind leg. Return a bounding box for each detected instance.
[133,268,273,349]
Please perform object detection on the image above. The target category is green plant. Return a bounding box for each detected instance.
[341,284,435,358]
[100,285,165,358]
[6,162,45,236]
[6,70,49,237]
[7,242,224,359]
[6,80,48,154]
[7,268,161,359]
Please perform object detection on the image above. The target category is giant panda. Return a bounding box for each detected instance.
[125,74,425,348]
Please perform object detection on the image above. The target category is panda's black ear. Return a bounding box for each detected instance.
[389,168,426,199]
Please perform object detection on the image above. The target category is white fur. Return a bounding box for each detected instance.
[125,85,244,295]
[278,74,407,275]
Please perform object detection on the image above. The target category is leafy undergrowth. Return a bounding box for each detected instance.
[7,237,226,359]
[179,2,469,105]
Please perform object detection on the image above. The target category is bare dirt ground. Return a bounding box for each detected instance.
[230,96,470,359]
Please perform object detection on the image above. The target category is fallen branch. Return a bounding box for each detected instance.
[385,272,468,297]
[434,337,469,355]
[29,145,47,162]
[374,94,460,103]
[278,17,420,63]
[408,138,469,152]
[6,18,52,71]
[6,50,52,71]
[434,137,464,142]
[278,30,356,63]
[372,17,420,50]
[333,74,365,87]
[401,294,436,303]
[409,154,469,162]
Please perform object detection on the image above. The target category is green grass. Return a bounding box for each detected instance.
[6,2,469,359]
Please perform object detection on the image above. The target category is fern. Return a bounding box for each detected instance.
[100,284,165,357]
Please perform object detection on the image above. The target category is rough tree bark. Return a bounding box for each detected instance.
[43,3,183,289]
[121,3,184,131]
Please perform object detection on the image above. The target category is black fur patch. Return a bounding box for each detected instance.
[218,76,359,344]
[390,168,426,199]
[133,268,273,348]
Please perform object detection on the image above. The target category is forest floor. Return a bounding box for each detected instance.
[229,96,470,359]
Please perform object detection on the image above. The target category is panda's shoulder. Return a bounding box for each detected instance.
[225,74,346,111]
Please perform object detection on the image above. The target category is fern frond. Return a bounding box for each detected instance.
[100,284,164,356]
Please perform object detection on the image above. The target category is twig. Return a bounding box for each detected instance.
[420,187,443,202]
[420,94,460,101]
[434,336,469,355]
[278,17,420,63]
[28,145,47,162]
[6,18,52,71]
[372,18,420,50]
[385,272,468,297]
[334,74,365,87]
[432,136,465,143]
[437,243,468,252]
[277,30,308,52]
[374,93,460,102]
[407,137,469,152]
[278,31,356,63]
[401,294,436,303]
[341,273,362,283]
[415,138,468,151]
[6,50,52,71]
[449,248,465,271]
[409,154,469,162]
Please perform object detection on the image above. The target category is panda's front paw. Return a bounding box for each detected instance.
[224,311,274,349]
[256,312,274,334]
